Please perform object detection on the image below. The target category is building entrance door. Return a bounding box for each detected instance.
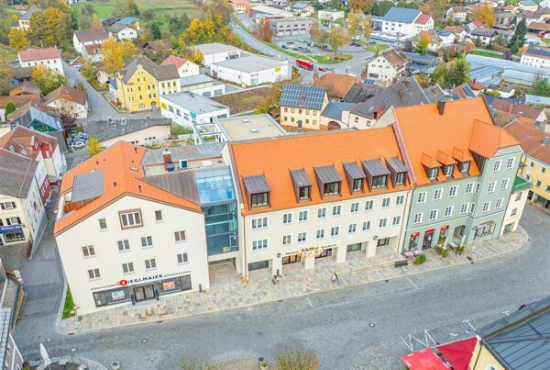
[133,285,155,302]
[422,230,434,249]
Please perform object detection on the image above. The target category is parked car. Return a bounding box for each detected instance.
[286,41,294,44]
[307,42,316,47]
[78,132,88,140]
[318,66,326,72]
[282,44,289,49]
[325,66,334,71]
[71,141,86,149]
[349,42,360,46]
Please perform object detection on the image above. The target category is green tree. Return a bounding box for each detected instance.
[372,1,396,16]
[150,23,161,40]
[142,9,154,21]
[415,39,428,55]
[28,9,46,46]
[116,0,140,17]
[327,26,348,54]
[430,62,447,86]
[331,0,343,10]
[86,137,102,156]
[9,28,30,52]
[532,75,550,97]
[509,18,526,50]
[81,60,95,81]
[5,102,16,117]
[445,56,470,87]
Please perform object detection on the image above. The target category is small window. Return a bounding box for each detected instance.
[417,192,427,204]
[470,203,476,214]
[395,172,405,186]
[351,202,359,213]
[298,232,307,243]
[434,189,443,200]
[379,218,387,228]
[511,208,518,216]
[428,168,439,180]
[348,223,357,234]
[330,226,340,237]
[352,178,363,191]
[88,268,101,280]
[145,259,157,270]
[155,210,163,222]
[444,206,453,217]
[283,213,293,225]
[496,198,503,209]
[365,200,374,211]
[465,183,474,194]
[443,165,454,177]
[99,218,107,230]
[362,221,371,232]
[299,186,310,200]
[177,253,188,264]
[413,213,423,224]
[82,245,95,257]
[474,183,481,194]
[506,157,515,169]
[251,193,268,207]
[120,210,142,229]
[252,217,268,229]
[488,181,496,193]
[141,236,153,248]
[501,178,509,190]
[493,160,501,172]
[482,202,490,213]
[323,182,340,196]
[449,186,458,197]
[382,197,390,208]
[515,192,522,201]
[333,205,341,216]
[122,262,134,274]
[282,235,292,245]
[429,209,438,220]
[118,240,130,252]
[316,229,325,240]
[175,230,186,243]
[317,208,326,219]
[252,239,268,250]
[372,175,387,189]
[396,195,404,206]
[298,211,308,222]
[460,203,469,214]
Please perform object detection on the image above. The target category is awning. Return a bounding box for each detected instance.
[437,337,477,370]
[400,348,449,370]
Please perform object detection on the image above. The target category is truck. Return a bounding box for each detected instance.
[296,59,314,71]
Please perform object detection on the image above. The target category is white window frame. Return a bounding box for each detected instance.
[175,230,186,243]
[365,200,374,211]
[82,245,95,258]
[298,210,308,222]
[433,188,443,200]
[177,253,189,265]
[493,160,501,172]
[317,207,327,219]
[297,232,307,243]
[506,157,515,170]
[330,226,340,237]
[382,197,391,208]
[460,203,469,214]
[379,218,387,228]
[413,212,423,224]
[141,236,153,248]
[252,217,268,229]
[495,198,503,209]
[144,258,157,270]
[501,178,509,190]
[122,262,134,274]
[88,268,101,280]
[396,195,404,206]
[350,202,359,214]
[316,229,325,240]
[252,239,268,251]
[465,183,474,194]
[417,192,427,204]
[282,234,292,245]
[283,213,293,225]
[333,205,341,216]
[362,221,371,232]
[392,216,401,226]
[444,206,453,218]
[429,209,438,221]
[118,239,130,252]
[449,186,458,197]
[482,201,491,213]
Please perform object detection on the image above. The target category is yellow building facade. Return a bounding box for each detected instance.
[116,55,180,112]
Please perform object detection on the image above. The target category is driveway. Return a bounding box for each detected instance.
[13,206,550,370]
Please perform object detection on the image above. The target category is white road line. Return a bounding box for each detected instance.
[306,297,314,308]
[407,277,419,290]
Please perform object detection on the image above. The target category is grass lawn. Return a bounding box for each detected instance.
[311,54,352,64]
[0,45,17,61]
[71,0,202,33]
[366,44,390,53]
[473,49,504,59]
[62,287,76,319]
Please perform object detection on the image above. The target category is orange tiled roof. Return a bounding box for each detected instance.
[505,121,550,164]
[54,142,201,235]
[229,127,411,215]
[313,73,358,99]
[392,97,518,186]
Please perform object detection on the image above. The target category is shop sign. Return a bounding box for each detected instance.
[410,232,420,238]
[118,274,163,286]
[441,225,449,230]
[425,229,435,233]
[480,220,494,225]
[0,225,22,234]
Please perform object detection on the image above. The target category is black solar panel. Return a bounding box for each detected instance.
[280,85,327,110]
[527,48,550,57]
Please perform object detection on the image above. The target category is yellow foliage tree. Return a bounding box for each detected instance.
[102,37,136,75]
[9,28,30,52]
[91,13,103,29]
[86,137,102,155]
[43,7,64,46]
[471,3,495,27]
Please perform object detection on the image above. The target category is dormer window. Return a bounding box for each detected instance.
[428,168,439,180]
[363,159,391,190]
[395,172,405,185]
[290,169,312,202]
[386,157,408,187]
[343,162,366,193]
[443,165,454,178]
[372,175,387,188]
[460,161,470,173]
[314,165,342,198]
[352,179,363,191]
[243,175,271,208]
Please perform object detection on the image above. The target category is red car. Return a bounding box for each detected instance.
[318,66,326,72]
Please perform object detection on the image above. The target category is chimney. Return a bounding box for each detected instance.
[163,149,172,164]
[437,100,446,116]
[543,137,549,146]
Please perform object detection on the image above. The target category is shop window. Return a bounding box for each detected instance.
[377,238,390,247]
[4,231,24,243]
[347,243,362,252]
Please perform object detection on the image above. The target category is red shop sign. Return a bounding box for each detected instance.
[441,225,449,230]
[118,280,128,287]
[425,229,435,233]
[411,232,420,238]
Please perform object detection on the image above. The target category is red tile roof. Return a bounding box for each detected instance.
[18,47,61,62]
[505,122,550,164]
[0,126,58,159]
[43,85,87,106]
[161,55,189,69]
[415,14,431,24]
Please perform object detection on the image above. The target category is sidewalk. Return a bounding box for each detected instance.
[58,227,528,334]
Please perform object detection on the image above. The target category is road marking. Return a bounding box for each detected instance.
[306,297,313,308]
[407,277,419,290]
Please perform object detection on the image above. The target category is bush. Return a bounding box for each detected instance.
[414,255,426,265]
[442,249,449,258]
[456,246,465,255]
[274,348,320,370]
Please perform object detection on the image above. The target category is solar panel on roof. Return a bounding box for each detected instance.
[363,79,375,85]
[527,48,550,57]
[280,85,326,109]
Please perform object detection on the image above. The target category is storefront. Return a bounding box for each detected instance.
[474,220,496,239]
[437,225,449,247]
[282,254,301,264]
[0,225,25,245]
[422,229,435,249]
[408,232,420,251]
[92,273,192,308]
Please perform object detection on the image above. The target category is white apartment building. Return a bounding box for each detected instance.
[72,28,109,56]
[161,56,200,78]
[376,7,434,37]
[18,47,64,75]
[520,48,550,69]
[160,92,230,128]
[229,127,413,277]
[54,143,210,315]
[210,56,289,86]
[317,9,345,21]
[367,48,409,87]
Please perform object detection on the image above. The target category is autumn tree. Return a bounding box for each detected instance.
[415,32,430,55]
[0,60,14,95]
[362,16,373,41]
[327,26,349,54]
[102,37,137,75]
[347,11,363,41]
[91,13,103,29]
[81,60,96,81]
[179,13,234,46]
[32,66,66,94]
[28,9,46,46]
[421,0,448,24]
[9,28,30,52]
[471,3,495,27]
[116,0,140,17]
[463,41,475,54]
[255,20,273,43]
[309,21,325,45]
[349,0,375,13]
[86,137,102,155]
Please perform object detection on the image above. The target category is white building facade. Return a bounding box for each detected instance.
[160,92,230,128]
[210,56,289,86]
[18,48,64,75]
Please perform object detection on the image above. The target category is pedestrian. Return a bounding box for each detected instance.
[331,272,339,283]
[272,275,279,285]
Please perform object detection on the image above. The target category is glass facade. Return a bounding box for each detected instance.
[195,167,239,256]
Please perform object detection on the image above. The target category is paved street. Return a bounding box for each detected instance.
[13,206,549,370]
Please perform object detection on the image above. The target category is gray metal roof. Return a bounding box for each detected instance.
[280,84,327,110]
[72,170,104,202]
[86,118,172,143]
[321,102,355,120]
[343,162,366,179]
[12,107,61,131]
[20,5,43,20]
[162,92,229,114]
[382,7,421,23]
[466,54,550,77]
[141,171,200,204]
[386,157,408,173]
[478,295,550,370]
[211,55,286,73]
[0,152,37,198]
[180,74,214,87]
[314,165,342,184]
[243,175,270,194]
[290,169,312,187]
[342,83,381,104]
[362,159,390,177]
[141,143,224,165]
[526,48,550,58]
[197,43,242,55]
[525,94,550,106]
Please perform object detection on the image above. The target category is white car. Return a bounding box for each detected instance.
[71,141,85,149]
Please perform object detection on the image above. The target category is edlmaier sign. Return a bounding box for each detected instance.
[118,274,163,286]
